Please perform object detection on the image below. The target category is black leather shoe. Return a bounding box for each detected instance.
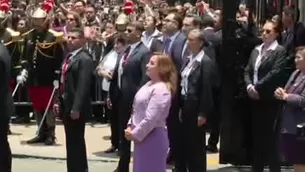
[104,146,118,153]
[206,145,219,153]
[44,136,56,145]
[27,136,45,144]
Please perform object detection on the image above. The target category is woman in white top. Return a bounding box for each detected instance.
[96,34,127,153]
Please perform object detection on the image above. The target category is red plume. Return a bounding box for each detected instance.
[123,1,134,15]
[0,0,10,12]
[41,0,54,13]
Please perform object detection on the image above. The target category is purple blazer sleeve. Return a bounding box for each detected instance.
[286,92,305,108]
[131,86,171,142]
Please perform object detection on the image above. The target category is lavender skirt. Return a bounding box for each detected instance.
[133,127,169,172]
[281,134,305,164]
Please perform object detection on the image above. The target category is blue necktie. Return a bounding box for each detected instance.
[163,38,171,54]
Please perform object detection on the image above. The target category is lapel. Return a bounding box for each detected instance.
[259,49,275,68]
[286,70,305,93]
[181,57,189,72]
[127,42,142,62]
[251,49,259,66]
[67,50,83,71]
[188,60,201,77]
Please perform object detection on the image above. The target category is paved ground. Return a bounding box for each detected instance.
[8,122,222,171]
[9,123,293,172]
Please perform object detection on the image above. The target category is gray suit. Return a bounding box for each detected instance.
[0,43,12,172]
[168,32,187,71]
[282,70,305,134]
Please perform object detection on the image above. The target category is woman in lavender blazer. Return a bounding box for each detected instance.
[275,46,305,172]
[124,54,177,172]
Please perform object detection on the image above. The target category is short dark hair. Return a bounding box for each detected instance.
[128,22,145,33]
[69,27,84,38]
[185,13,202,28]
[169,12,183,30]
[114,34,126,45]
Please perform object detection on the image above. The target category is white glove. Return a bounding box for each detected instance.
[16,69,28,84]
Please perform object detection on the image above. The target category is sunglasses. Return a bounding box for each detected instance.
[126,29,133,33]
[67,18,75,21]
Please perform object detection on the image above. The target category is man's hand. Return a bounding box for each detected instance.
[247,84,260,100]
[198,116,206,127]
[70,111,80,120]
[106,98,112,109]
[124,127,133,141]
[53,104,60,116]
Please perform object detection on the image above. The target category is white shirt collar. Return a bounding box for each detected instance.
[189,49,205,62]
[255,40,278,53]
[70,48,82,57]
[143,29,161,37]
[130,41,141,49]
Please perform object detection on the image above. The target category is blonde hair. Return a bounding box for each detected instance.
[154,53,178,95]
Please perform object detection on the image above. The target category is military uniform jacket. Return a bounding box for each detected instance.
[21,29,64,86]
[0,28,22,78]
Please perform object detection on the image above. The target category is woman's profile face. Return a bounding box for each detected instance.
[295,50,305,71]
[261,22,278,43]
[146,55,159,79]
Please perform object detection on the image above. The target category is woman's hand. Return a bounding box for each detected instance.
[274,87,288,100]
[124,127,133,141]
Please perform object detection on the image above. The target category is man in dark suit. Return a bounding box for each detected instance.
[281,6,305,56]
[54,28,93,172]
[109,22,151,172]
[162,12,186,164]
[0,43,12,172]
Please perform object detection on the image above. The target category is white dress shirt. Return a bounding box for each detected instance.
[253,40,278,84]
[181,50,205,95]
[99,50,118,91]
[141,29,161,49]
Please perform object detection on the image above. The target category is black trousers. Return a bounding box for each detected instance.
[208,88,221,147]
[63,114,88,172]
[167,94,180,161]
[117,98,133,172]
[0,120,12,172]
[251,101,281,172]
[175,100,207,172]
[109,102,119,148]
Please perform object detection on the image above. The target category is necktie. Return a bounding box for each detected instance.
[61,54,71,93]
[163,38,171,54]
[122,46,131,68]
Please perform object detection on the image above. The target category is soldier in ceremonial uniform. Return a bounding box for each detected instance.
[18,2,64,145]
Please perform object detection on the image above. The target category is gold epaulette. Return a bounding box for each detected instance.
[21,29,34,38]
[6,28,21,42]
[48,29,64,43]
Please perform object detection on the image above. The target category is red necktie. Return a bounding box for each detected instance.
[61,54,71,93]
[122,46,131,68]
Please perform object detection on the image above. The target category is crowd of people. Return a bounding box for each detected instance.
[1,0,305,172]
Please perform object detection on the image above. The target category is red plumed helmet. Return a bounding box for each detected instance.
[41,1,54,13]
[0,0,10,12]
[123,1,134,15]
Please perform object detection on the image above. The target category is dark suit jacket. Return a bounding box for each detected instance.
[150,38,163,53]
[281,22,305,56]
[0,44,11,122]
[282,70,305,134]
[60,50,94,117]
[168,32,187,71]
[181,53,214,118]
[244,44,290,100]
[109,42,151,105]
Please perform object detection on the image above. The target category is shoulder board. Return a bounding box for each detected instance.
[21,29,34,38]
[48,29,64,42]
[6,28,21,42]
